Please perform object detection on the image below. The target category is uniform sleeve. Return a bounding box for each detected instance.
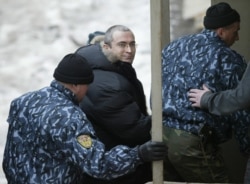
[75,136,142,180]
[201,64,250,115]
[47,108,143,180]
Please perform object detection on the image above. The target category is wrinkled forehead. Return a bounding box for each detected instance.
[112,31,135,43]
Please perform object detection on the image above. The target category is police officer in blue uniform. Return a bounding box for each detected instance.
[3,53,167,183]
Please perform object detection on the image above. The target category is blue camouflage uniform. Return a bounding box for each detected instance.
[162,29,250,182]
[3,80,142,184]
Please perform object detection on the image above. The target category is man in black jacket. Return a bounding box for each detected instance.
[75,25,152,184]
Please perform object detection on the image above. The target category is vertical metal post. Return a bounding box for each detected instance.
[150,0,170,183]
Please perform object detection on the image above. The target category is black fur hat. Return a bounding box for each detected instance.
[87,31,105,44]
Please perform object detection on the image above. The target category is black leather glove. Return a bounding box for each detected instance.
[138,141,168,162]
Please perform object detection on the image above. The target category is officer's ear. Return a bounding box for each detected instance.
[216,27,224,38]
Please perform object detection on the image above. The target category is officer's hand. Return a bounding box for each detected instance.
[138,141,167,162]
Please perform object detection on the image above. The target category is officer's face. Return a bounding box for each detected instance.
[220,22,240,47]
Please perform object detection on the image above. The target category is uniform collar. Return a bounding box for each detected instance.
[50,80,79,105]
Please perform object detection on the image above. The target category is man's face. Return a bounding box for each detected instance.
[75,84,89,102]
[220,22,240,47]
[105,31,136,64]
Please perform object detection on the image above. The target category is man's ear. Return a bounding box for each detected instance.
[216,28,224,38]
[70,84,78,93]
[103,43,111,50]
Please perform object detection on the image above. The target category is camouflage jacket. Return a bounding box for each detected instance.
[3,80,141,184]
[162,29,250,153]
